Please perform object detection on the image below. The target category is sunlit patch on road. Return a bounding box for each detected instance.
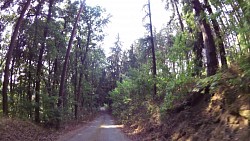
[99,124,124,129]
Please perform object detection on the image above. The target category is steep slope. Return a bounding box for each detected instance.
[122,66,250,141]
[0,118,56,141]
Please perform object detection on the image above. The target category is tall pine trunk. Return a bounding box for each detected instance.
[58,1,85,108]
[33,0,45,123]
[192,0,218,76]
[2,0,31,116]
[193,32,204,76]
[34,0,52,123]
[204,0,227,69]
[27,51,33,118]
[74,48,78,119]
[148,0,157,97]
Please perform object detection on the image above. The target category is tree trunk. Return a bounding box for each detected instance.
[193,32,204,76]
[173,1,190,67]
[192,0,218,76]
[148,0,157,97]
[173,0,184,31]
[2,0,31,116]
[74,45,78,119]
[58,1,85,108]
[28,53,33,118]
[34,0,47,123]
[52,17,67,99]
[204,0,227,69]
[76,22,91,118]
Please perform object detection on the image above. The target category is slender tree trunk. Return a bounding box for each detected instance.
[204,0,227,69]
[74,53,78,119]
[10,55,15,94]
[192,0,218,76]
[148,0,157,97]
[173,1,184,31]
[47,60,53,96]
[52,19,67,98]
[76,22,91,118]
[2,0,31,116]
[52,57,58,94]
[173,1,190,67]
[58,1,85,108]
[34,0,46,123]
[193,32,204,76]
[28,54,33,118]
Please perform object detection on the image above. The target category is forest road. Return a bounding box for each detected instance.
[57,113,131,141]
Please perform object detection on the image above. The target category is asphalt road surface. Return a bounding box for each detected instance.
[58,113,131,141]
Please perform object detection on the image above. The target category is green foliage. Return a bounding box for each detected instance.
[183,10,196,30]
[167,32,189,62]
[160,92,176,112]
[110,80,134,117]
[240,55,250,76]
[110,64,155,123]
[197,73,222,91]
[41,94,61,125]
[160,73,196,112]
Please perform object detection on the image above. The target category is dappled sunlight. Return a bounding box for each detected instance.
[131,127,143,135]
[206,92,223,112]
[99,124,124,129]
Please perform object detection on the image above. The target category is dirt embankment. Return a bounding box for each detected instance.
[0,118,57,141]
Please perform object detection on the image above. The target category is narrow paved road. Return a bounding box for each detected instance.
[58,113,131,141]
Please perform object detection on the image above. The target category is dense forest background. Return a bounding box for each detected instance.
[0,0,250,139]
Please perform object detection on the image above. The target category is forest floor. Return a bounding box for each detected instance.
[120,69,250,141]
[0,117,57,141]
[0,114,96,141]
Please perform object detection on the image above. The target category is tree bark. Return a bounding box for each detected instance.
[58,1,85,108]
[74,46,78,119]
[204,0,227,69]
[2,0,31,116]
[193,32,204,76]
[173,0,184,31]
[192,0,218,76]
[34,0,48,123]
[27,51,33,118]
[148,0,157,97]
